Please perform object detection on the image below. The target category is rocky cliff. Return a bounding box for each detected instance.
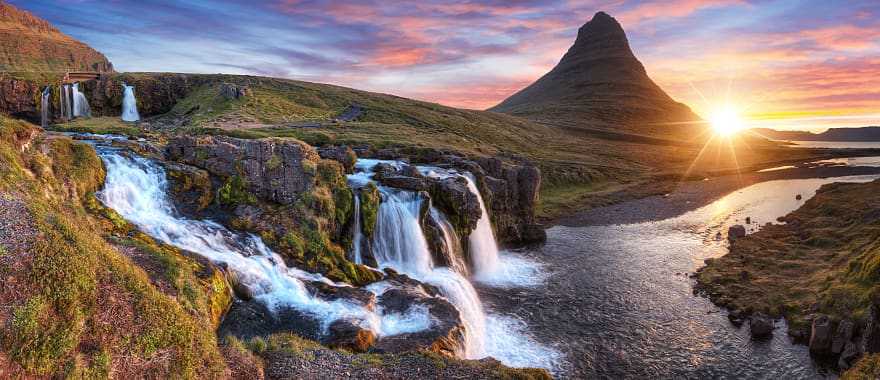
[490,11,701,139]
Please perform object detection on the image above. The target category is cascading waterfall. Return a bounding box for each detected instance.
[372,188,487,358]
[60,84,71,121]
[72,83,91,118]
[351,193,364,264]
[463,174,500,277]
[353,160,559,371]
[429,206,468,276]
[97,150,433,338]
[121,83,140,122]
[40,86,50,128]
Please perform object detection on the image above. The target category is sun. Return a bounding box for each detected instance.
[710,106,745,136]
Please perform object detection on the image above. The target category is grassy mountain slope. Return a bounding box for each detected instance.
[0,0,112,74]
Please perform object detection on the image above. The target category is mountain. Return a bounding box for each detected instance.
[754,126,880,142]
[0,0,113,72]
[490,12,701,140]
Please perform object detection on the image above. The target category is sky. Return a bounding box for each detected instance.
[12,0,879,132]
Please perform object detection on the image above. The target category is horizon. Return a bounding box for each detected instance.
[9,0,880,133]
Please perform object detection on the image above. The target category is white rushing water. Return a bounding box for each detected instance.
[429,206,468,276]
[60,84,70,120]
[97,151,433,338]
[351,193,364,264]
[121,83,140,122]
[71,83,91,118]
[40,86,50,128]
[352,159,560,371]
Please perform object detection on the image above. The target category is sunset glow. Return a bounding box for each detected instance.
[710,106,745,137]
[10,0,879,131]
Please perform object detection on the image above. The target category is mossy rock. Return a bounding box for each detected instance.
[359,183,380,239]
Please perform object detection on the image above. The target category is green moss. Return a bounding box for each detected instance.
[49,117,145,138]
[217,175,256,206]
[359,183,380,238]
[266,154,283,170]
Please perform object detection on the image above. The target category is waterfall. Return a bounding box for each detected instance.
[429,206,468,276]
[40,87,50,128]
[121,83,140,122]
[71,83,91,118]
[60,84,70,121]
[351,193,363,264]
[97,150,433,338]
[463,174,501,277]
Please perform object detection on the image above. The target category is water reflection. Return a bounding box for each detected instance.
[482,175,879,378]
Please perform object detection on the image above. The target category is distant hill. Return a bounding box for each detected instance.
[754,126,880,141]
[490,12,702,140]
[0,0,113,72]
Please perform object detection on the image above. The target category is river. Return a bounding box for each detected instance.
[481,175,880,378]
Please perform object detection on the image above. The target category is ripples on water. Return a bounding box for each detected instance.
[483,175,880,379]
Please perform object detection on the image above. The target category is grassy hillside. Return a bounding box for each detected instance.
[697,179,880,377]
[57,73,828,222]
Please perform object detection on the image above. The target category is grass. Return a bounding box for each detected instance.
[49,116,145,138]
[696,179,880,376]
[0,116,227,377]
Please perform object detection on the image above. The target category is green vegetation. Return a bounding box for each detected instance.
[217,175,257,206]
[359,183,380,238]
[49,116,146,138]
[0,117,226,377]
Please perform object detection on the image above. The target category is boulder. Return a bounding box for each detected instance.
[326,320,376,352]
[521,223,548,244]
[839,341,860,369]
[749,314,774,339]
[165,135,320,205]
[832,319,854,355]
[429,176,481,237]
[317,145,357,174]
[810,315,834,356]
[862,303,880,353]
[381,175,429,191]
[164,162,214,215]
[728,225,747,241]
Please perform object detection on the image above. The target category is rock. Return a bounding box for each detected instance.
[381,175,429,191]
[728,225,746,241]
[165,135,320,205]
[326,320,376,352]
[521,223,547,244]
[727,310,745,327]
[749,313,774,339]
[796,194,803,200]
[839,341,860,369]
[219,82,250,99]
[862,302,880,353]
[333,104,364,122]
[372,288,465,357]
[429,176,481,237]
[164,162,214,215]
[745,216,751,224]
[832,319,854,354]
[810,315,833,356]
[317,145,357,174]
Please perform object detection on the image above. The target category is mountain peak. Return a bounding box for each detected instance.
[490,12,700,139]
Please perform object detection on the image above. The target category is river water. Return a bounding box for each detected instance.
[481,175,880,379]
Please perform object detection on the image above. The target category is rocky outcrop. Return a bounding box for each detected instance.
[862,303,880,354]
[0,74,41,122]
[728,225,746,241]
[372,270,466,357]
[810,315,834,356]
[749,314,774,339]
[219,83,250,100]
[429,176,481,237]
[317,145,357,173]
[164,162,214,214]
[82,73,209,118]
[165,135,319,205]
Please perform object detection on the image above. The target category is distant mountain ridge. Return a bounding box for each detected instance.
[754,126,880,141]
[490,11,702,140]
[0,0,113,72]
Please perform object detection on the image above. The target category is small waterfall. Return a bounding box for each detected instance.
[71,83,91,118]
[351,193,363,264]
[429,206,468,276]
[372,188,486,358]
[97,151,433,338]
[463,174,500,277]
[59,84,70,121]
[121,83,140,122]
[40,86,50,128]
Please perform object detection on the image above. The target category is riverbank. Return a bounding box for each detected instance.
[553,159,880,227]
[696,178,880,378]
